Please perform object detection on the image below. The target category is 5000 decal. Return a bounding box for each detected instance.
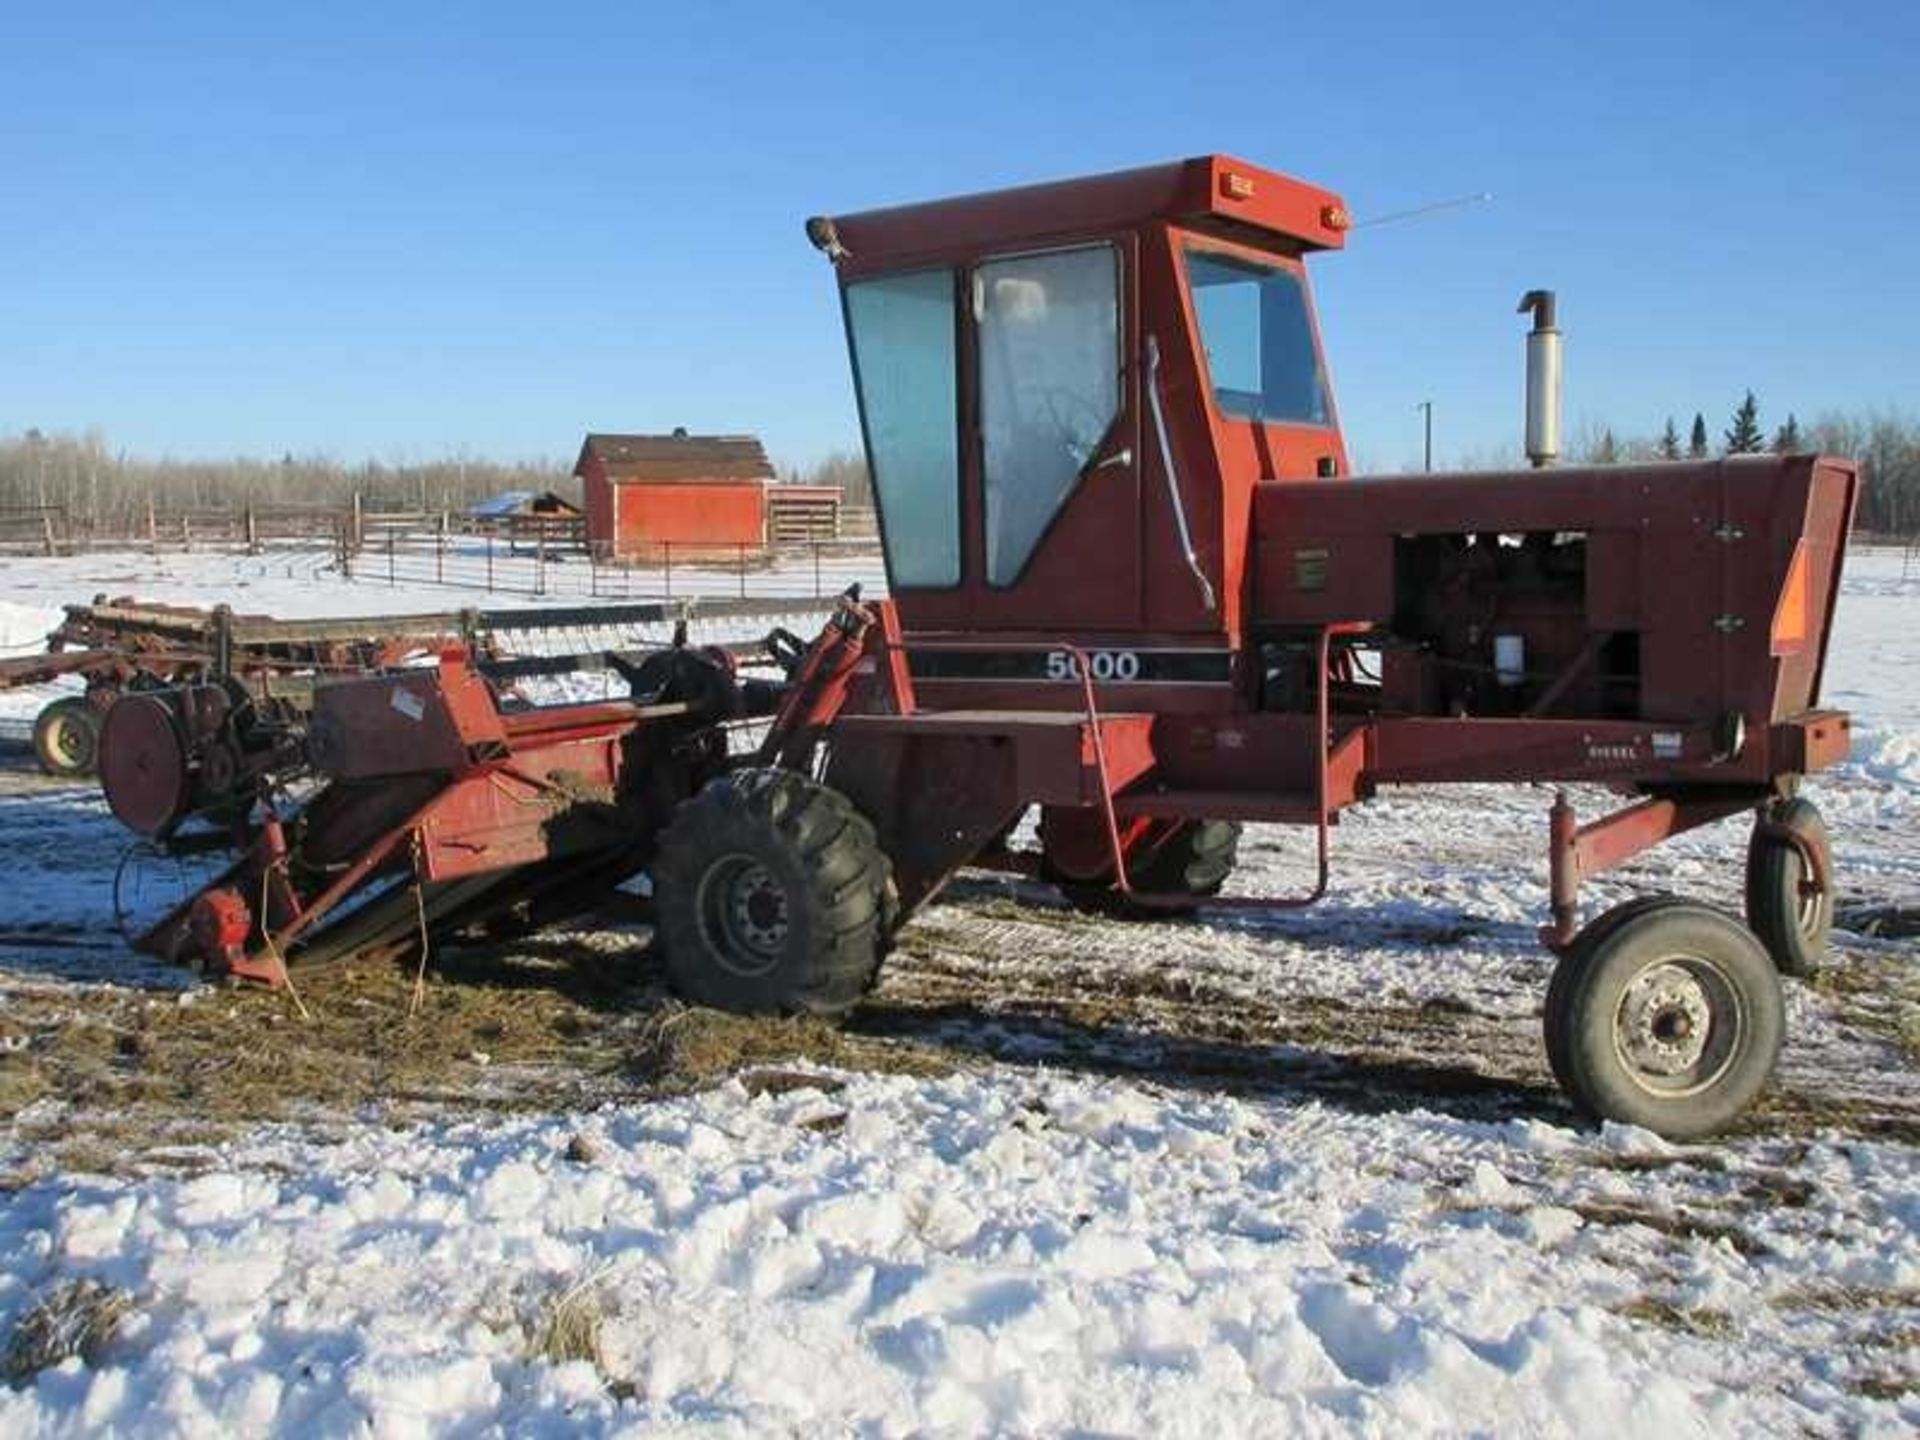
[908,649,1231,685]
[1045,650,1139,682]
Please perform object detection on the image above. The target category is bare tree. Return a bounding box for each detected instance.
[0,429,570,532]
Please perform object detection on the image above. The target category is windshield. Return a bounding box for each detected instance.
[843,268,962,588]
[1185,247,1329,426]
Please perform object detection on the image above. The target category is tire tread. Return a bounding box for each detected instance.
[654,768,889,1017]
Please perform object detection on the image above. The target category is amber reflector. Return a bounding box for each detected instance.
[1770,541,1811,655]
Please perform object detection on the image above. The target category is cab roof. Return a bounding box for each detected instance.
[819,155,1349,274]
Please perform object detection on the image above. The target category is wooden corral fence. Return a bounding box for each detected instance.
[3,501,348,555]
[1854,530,1920,579]
[0,505,70,555]
[1,490,878,563]
[767,486,844,544]
[347,499,588,552]
[1,493,887,601]
[342,528,885,602]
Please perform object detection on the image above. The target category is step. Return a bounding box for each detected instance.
[1113,787,1329,825]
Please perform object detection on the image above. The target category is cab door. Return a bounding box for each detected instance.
[963,239,1141,632]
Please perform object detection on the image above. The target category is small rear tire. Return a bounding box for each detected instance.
[1546,902,1783,1140]
[1745,797,1832,979]
[1040,808,1241,917]
[653,768,890,1017]
[1544,894,1697,1097]
[33,696,102,778]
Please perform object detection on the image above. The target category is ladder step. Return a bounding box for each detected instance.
[1114,788,1328,824]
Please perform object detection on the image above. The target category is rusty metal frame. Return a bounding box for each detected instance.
[1542,790,1763,949]
[1083,631,1333,912]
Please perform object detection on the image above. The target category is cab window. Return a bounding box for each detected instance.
[1186,247,1328,426]
[976,244,1119,586]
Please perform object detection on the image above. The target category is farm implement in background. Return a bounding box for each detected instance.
[89,154,1858,1141]
[104,630,795,984]
[0,595,835,778]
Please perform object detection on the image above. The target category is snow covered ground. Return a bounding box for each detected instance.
[0,546,1914,1435]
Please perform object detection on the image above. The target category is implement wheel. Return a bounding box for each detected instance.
[1745,797,1832,979]
[1040,807,1240,917]
[1544,894,1696,1097]
[653,768,890,1017]
[33,696,102,778]
[1546,901,1783,1140]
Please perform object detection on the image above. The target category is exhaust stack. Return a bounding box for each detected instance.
[1517,289,1562,468]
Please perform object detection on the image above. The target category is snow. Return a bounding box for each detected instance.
[0,545,1914,1434]
[2,1073,1913,1436]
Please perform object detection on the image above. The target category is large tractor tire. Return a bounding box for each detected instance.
[1544,901,1783,1140]
[1039,806,1241,917]
[652,768,890,1017]
[1745,797,1833,980]
[33,696,103,778]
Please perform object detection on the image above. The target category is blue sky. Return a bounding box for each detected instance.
[3,1,1914,472]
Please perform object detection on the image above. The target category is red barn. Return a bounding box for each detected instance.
[576,431,774,560]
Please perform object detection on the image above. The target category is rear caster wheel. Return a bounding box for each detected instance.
[1746,797,1832,979]
[653,768,890,1017]
[1544,894,1697,1097]
[1039,807,1240,917]
[1544,901,1783,1140]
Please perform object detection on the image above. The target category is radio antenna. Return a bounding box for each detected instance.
[1352,192,1494,230]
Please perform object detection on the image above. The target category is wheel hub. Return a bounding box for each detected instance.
[729,866,789,954]
[697,854,792,976]
[1612,954,1747,1096]
[1795,866,1822,933]
[51,715,86,763]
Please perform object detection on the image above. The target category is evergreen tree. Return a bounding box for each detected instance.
[1725,391,1764,454]
[1688,413,1709,459]
[1772,413,1803,454]
[1659,418,1682,460]
[1591,428,1619,464]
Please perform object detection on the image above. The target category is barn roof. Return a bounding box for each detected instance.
[467,489,581,518]
[577,432,775,484]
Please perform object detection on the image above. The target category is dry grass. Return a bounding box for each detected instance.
[3,1280,131,1386]
[1569,1200,1772,1259]
[527,1279,608,1372]
[1845,1372,1919,1402]
[2,874,1912,1187]
[1810,946,1920,1052]
[1613,1296,1736,1339]
[0,935,949,1180]
[1770,1282,1920,1382]
[0,939,974,1387]
[626,1003,941,1090]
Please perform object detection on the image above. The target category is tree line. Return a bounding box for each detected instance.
[0,429,575,533]
[0,428,881,537]
[4,400,1915,541]
[794,402,1920,538]
[1573,395,1918,537]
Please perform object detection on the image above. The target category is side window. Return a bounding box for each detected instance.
[845,269,961,587]
[1186,248,1328,426]
[977,244,1119,587]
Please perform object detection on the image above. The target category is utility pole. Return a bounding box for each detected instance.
[1417,400,1434,472]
